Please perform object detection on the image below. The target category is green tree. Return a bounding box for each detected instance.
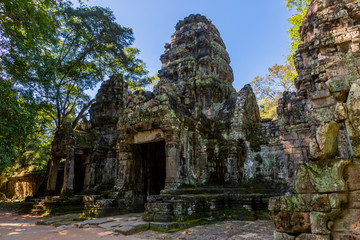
[32,5,147,195]
[150,72,160,86]
[285,0,311,82]
[0,0,59,173]
[251,64,295,119]
[0,81,32,171]
[123,47,153,90]
[3,3,150,129]
[1,1,152,194]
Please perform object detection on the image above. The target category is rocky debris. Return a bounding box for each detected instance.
[81,194,124,218]
[35,212,86,226]
[143,188,273,227]
[31,195,84,216]
[0,208,277,239]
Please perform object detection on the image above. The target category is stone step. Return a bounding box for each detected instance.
[41,200,56,204]
[30,195,85,216]
[31,209,46,215]
[83,195,102,202]
[33,204,44,210]
[114,222,149,235]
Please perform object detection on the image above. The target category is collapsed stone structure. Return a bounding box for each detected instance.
[270,0,360,239]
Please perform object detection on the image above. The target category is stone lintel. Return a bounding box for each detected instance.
[128,129,165,145]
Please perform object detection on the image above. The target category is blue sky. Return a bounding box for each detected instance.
[74,0,293,91]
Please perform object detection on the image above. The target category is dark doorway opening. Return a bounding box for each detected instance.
[74,156,87,194]
[136,141,166,202]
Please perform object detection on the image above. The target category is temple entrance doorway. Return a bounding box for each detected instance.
[73,155,87,194]
[139,141,166,197]
[129,129,167,208]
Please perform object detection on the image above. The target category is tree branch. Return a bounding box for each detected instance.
[72,99,95,129]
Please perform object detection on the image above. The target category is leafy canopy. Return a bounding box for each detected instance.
[3,2,151,128]
[251,64,296,119]
[0,1,152,173]
[0,0,59,172]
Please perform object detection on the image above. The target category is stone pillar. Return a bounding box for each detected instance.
[83,155,91,189]
[46,157,60,195]
[117,159,128,190]
[165,142,180,189]
[227,141,240,186]
[116,147,133,191]
[61,144,75,196]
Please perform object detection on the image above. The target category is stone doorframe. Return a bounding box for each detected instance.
[124,129,181,190]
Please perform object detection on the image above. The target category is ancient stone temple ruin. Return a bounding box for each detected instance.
[2,0,360,237]
[30,13,290,225]
[67,14,290,223]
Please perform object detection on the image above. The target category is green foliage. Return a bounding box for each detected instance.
[0,81,26,171]
[0,80,52,173]
[251,64,295,119]
[285,0,310,12]
[150,72,160,87]
[0,0,59,46]
[0,0,60,174]
[0,1,152,174]
[285,0,311,81]
[123,47,153,90]
[44,4,136,127]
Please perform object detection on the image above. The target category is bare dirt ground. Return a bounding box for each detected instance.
[0,209,275,240]
[0,209,141,240]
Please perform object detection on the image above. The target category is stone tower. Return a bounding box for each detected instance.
[156,14,234,121]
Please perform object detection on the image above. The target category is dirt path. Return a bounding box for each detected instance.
[0,210,143,240]
[0,210,275,240]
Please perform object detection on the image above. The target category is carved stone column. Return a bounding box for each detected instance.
[165,142,180,189]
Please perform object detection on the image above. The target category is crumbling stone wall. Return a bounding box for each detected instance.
[271,0,360,239]
[77,74,127,191]
[234,87,289,187]
[84,74,127,189]
[0,171,45,198]
[277,91,311,182]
